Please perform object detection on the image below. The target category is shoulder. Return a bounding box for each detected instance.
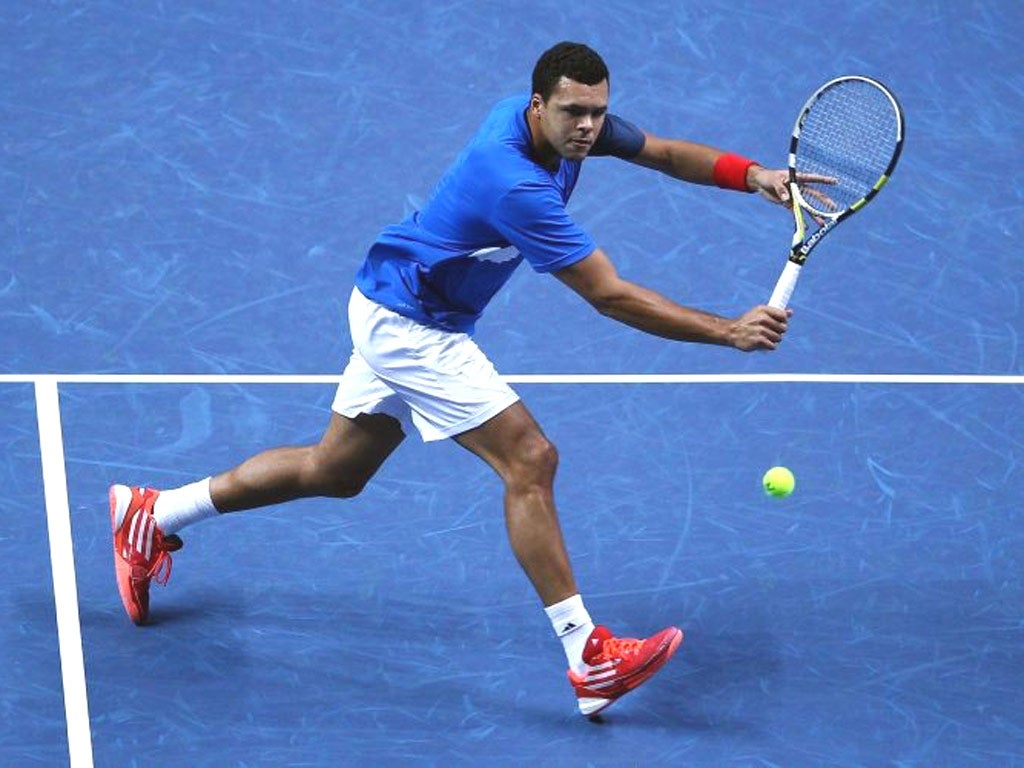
[591,113,647,159]
[485,93,532,125]
[474,93,532,149]
[463,96,550,191]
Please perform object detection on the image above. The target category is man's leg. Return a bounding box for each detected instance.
[111,412,404,625]
[210,411,406,512]
[453,401,575,606]
[454,400,683,717]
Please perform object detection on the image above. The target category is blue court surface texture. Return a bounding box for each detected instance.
[2,1,1023,766]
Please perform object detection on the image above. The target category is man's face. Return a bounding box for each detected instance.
[532,77,609,161]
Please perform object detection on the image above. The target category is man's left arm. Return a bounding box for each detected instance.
[628,133,794,205]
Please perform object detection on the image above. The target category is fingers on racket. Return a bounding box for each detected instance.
[800,185,839,214]
[794,172,838,183]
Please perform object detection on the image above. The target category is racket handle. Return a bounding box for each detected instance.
[768,261,802,309]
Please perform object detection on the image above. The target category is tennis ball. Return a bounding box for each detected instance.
[763,466,795,498]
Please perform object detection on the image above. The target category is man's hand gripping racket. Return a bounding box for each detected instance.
[767,76,905,309]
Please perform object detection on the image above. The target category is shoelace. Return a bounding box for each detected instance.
[147,533,176,585]
[597,636,643,663]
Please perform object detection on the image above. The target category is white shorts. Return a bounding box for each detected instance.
[331,288,520,442]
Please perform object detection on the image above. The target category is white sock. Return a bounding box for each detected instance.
[152,477,218,535]
[544,594,595,675]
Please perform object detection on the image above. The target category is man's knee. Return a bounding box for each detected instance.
[308,413,404,499]
[322,476,367,499]
[307,450,374,499]
[511,434,559,487]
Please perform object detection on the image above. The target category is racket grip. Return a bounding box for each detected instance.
[768,260,802,309]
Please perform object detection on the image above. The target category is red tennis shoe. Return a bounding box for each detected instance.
[110,485,181,625]
[568,624,683,717]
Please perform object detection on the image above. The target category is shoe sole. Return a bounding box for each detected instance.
[577,628,684,717]
[110,485,146,625]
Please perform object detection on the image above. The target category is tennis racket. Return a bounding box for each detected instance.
[767,75,905,309]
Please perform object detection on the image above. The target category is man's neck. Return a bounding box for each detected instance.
[525,108,560,171]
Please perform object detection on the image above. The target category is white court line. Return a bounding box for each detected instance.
[34,379,94,768]
[1,373,1023,385]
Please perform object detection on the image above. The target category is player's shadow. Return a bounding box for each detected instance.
[554,629,778,736]
[81,581,781,738]
[656,629,782,732]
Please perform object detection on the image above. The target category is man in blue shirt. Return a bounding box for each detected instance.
[111,42,800,717]
[354,89,612,333]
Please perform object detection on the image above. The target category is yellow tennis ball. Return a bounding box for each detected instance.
[763,466,795,498]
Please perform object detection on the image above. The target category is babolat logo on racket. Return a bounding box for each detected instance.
[794,222,836,263]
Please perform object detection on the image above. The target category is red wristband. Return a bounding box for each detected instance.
[712,153,757,192]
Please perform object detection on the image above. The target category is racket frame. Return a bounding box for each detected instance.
[768,75,905,309]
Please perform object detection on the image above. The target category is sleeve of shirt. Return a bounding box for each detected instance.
[590,113,646,159]
[491,182,597,273]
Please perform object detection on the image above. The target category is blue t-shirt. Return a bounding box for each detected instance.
[355,93,645,334]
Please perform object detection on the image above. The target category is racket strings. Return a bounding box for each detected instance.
[795,80,900,213]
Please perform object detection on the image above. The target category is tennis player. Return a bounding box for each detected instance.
[111,42,796,717]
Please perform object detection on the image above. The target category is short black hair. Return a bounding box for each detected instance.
[531,42,609,101]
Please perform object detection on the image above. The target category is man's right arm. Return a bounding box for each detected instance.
[554,249,790,352]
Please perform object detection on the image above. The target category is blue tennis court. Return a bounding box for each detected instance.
[3,1,1023,766]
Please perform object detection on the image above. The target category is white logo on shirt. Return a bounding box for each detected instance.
[468,246,520,264]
